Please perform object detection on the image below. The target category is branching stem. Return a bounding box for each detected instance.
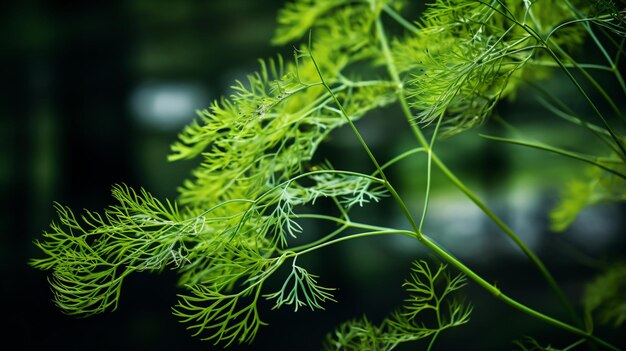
[373,6,584,333]
[308,42,423,238]
[420,235,620,351]
[291,229,412,257]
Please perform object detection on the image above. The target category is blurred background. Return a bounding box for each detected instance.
[2,1,625,350]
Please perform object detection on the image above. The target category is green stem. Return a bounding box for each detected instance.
[382,4,420,35]
[285,214,396,253]
[419,116,443,231]
[288,225,620,350]
[562,0,626,95]
[256,169,384,204]
[507,3,626,155]
[551,43,625,125]
[308,45,422,238]
[481,134,626,180]
[373,9,581,326]
[285,223,349,254]
[538,41,626,158]
[528,60,613,72]
[528,82,622,157]
[292,229,411,257]
[295,213,392,232]
[420,234,620,351]
[373,16,429,146]
[564,339,588,351]
[426,330,440,351]
[377,147,426,173]
[431,153,582,326]
[419,149,432,231]
[298,8,617,347]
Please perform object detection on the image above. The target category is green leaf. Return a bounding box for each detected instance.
[583,263,626,328]
[323,260,471,350]
[513,336,584,351]
[272,0,405,47]
[264,257,336,311]
[400,0,587,136]
[272,0,347,46]
[585,0,626,38]
[30,185,193,315]
[168,51,395,210]
[550,165,626,232]
[173,284,266,346]
[322,316,390,351]
[173,247,286,346]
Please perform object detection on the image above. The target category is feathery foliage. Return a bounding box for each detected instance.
[513,336,585,351]
[402,0,589,136]
[323,260,471,351]
[264,257,336,311]
[582,263,626,329]
[31,0,626,349]
[550,164,626,232]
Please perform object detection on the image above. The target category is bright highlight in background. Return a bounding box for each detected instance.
[130,82,209,131]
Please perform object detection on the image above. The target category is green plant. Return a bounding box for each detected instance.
[31,0,626,349]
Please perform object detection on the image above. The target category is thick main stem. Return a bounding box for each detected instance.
[420,235,619,351]
[290,223,619,351]
[374,14,582,328]
[431,154,581,325]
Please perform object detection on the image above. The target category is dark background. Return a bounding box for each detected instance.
[2,1,625,350]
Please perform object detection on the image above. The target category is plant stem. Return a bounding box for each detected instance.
[299,11,617,346]
[430,153,582,326]
[528,82,620,156]
[383,4,420,35]
[377,147,426,173]
[535,36,626,158]
[285,214,397,253]
[480,134,626,180]
[420,115,443,232]
[426,330,440,351]
[373,11,582,326]
[373,17,428,146]
[420,234,620,351]
[292,229,412,257]
[289,226,620,350]
[562,0,626,95]
[528,60,613,72]
[552,43,625,124]
[308,45,423,238]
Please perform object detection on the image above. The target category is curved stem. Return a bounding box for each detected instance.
[292,229,412,257]
[426,330,440,351]
[296,9,615,346]
[373,15,429,146]
[376,147,426,174]
[419,116,444,231]
[480,134,626,180]
[308,45,422,238]
[528,60,613,72]
[286,225,620,350]
[528,82,620,156]
[285,222,349,254]
[562,0,626,95]
[420,234,620,351]
[552,43,625,124]
[285,214,397,253]
[373,9,581,326]
[431,153,582,326]
[383,4,420,35]
[537,41,626,158]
